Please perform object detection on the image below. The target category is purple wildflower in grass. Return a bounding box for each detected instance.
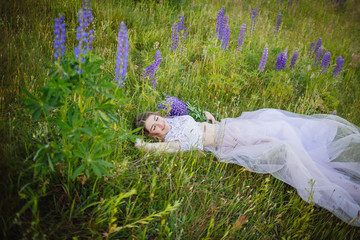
[289,50,298,68]
[314,46,323,67]
[178,15,185,31]
[314,37,322,55]
[115,22,129,87]
[275,12,282,35]
[237,23,246,51]
[157,96,189,116]
[321,51,331,74]
[74,0,94,62]
[250,7,259,36]
[258,44,268,72]
[332,56,344,78]
[216,7,225,39]
[54,15,66,61]
[145,50,162,88]
[221,16,230,50]
[171,23,178,51]
[309,42,315,55]
[275,51,287,71]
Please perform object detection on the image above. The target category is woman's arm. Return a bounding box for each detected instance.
[204,111,218,124]
[135,139,181,153]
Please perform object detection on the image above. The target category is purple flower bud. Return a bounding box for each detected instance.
[275,12,282,35]
[258,44,268,72]
[321,51,331,74]
[115,22,129,87]
[157,96,189,116]
[171,23,178,51]
[145,50,162,88]
[314,46,323,67]
[314,38,322,55]
[237,23,246,51]
[178,15,185,32]
[289,50,298,68]
[54,15,66,61]
[332,56,344,78]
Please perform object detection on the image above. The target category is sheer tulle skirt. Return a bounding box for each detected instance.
[205,109,360,226]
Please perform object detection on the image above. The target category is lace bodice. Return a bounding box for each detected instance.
[164,115,204,151]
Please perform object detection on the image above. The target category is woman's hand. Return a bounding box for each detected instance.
[135,138,145,149]
[204,111,218,124]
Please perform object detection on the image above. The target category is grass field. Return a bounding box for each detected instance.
[1,0,360,239]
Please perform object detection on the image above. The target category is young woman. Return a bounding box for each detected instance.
[133,108,360,226]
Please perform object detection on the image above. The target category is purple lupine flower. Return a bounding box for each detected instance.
[332,56,344,78]
[275,12,282,35]
[219,13,227,40]
[74,0,94,62]
[54,15,66,61]
[275,51,287,71]
[309,42,315,55]
[216,7,225,39]
[289,50,298,68]
[171,23,178,51]
[157,96,189,116]
[221,16,230,50]
[237,23,246,51]
[178,15,185,32]
[250,7,259,36]
[115,22,129,87]
[314,38,322,55]
[144,50,162,88]
[314,46,323,67]
[258,44,268,72]
[321,51,331,74]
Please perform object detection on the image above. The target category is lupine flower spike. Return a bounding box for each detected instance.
[115,22,129,87]
[54,15,66,61]
[250,7,259,37]
[332,56,344,78]
[221,16,230,50]
[309,42,315,56]
[275,51,287,71]
[314,46,323,67]
[321,51,331,74]
[171,23,178,51]
[144,50,162,88]
[289,50,298,68]
[158,96,189,116]
[258,44,268,72]
[74,0,94,62]
[314,38,322,55]
[275,12,282,35]
[237,23,246,51]
[216,7,225,39]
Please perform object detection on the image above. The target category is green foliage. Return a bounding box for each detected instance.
[22,54,134,179]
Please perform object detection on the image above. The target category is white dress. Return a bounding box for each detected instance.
[164,109,360,226]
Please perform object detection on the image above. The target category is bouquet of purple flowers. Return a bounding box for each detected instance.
[157,95,208,122]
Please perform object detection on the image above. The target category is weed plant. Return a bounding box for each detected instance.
[1,0,360,239]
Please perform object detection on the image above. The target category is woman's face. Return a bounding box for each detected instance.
[144,114,170,139]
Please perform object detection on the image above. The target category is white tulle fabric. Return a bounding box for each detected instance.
[165,115,204,151]
[202,108,360,226]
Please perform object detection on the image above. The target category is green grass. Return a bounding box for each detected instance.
[1,0,360,239]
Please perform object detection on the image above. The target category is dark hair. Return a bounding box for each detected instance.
[133,112,161,137]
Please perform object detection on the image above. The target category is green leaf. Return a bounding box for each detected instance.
[72,164,86,179]
[96,159,115,168]
[91,162,102,178]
